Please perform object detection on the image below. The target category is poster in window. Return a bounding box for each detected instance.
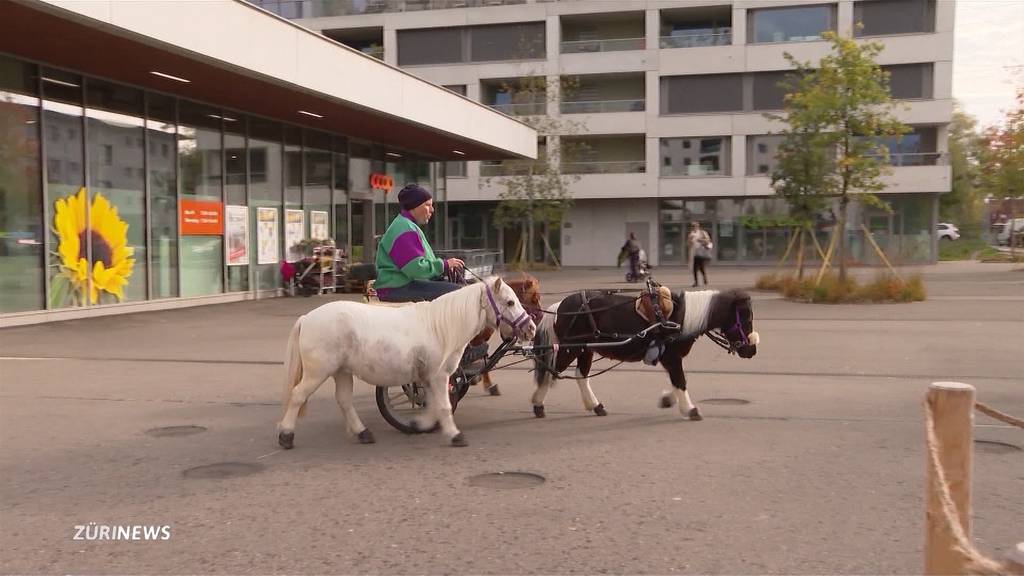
[310,210,329,241]
[225,205,249,266]
[285,209,305,261]
[257,207,279,265]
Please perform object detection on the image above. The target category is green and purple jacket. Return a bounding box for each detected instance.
[373,211,447,293]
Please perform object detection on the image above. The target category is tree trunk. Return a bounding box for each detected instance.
[796,227,806,280]
[838,195,850,282]
[527,217,535,265]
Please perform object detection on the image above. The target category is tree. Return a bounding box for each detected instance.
[941,106,983,237]
[769,31,909,282]
[978,89,1024,255]
[487,75,586,267]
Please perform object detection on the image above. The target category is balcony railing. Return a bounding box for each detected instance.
[659,30,732,49]
[487,102,547,116]
[560,99,645,114]
[562,160,646,174]
[480,162,542,177]
[883,152,947,166]
[662,164,728,177]
[359,46,384,60]
[560,37,646,54]
[250,0,525,19]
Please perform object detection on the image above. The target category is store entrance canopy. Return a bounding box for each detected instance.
[1,0,537,161]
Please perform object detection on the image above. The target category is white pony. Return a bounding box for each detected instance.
[277,277,536,448]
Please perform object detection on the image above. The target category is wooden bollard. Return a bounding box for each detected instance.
[925,382,975,575]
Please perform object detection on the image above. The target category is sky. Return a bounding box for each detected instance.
[953,0,1024,129]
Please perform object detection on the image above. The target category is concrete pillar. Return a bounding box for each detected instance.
[383,26,398,67]
[646,8,660,49]
[838,0,854,37]
[732,8,746,45]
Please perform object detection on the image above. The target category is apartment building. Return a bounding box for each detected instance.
[262,0,953,267]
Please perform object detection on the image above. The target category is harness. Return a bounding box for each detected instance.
[484,282,532,338]
[701,308,752,355]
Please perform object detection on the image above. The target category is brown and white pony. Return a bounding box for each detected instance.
[530,289,759,420]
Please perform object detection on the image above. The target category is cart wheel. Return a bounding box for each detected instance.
[376,380,466,434]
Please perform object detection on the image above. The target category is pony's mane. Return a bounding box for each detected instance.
[682,290,718,336]
[417,282,487,356]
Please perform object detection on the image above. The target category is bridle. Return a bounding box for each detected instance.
[484,283,532,338]
[705,304,753,355]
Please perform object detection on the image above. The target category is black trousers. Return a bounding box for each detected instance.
[692,256,710,285]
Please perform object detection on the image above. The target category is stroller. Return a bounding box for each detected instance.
[625,249,650,283]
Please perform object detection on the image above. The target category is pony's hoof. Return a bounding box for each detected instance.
[593,403,607,416]
[533,405,546,418]
[357,429,376,444]
[278,431,294,450]
[486,384,501,396]
[659,394,676,409]
[450,433,468,447]
[688,407,703,421]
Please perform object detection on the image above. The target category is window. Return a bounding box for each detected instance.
[747,135,785,175]
[749,4,836,43]
[855,0,935,36]
[752,71,798,111]
[661,74,743,114]
[885,63,933,99]
[660,137,731,177]
[443,84,467,96]
[398,22,545,66]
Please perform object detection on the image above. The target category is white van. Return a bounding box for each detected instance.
[993,218,1024,246]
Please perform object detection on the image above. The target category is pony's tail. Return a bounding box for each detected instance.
[282,317,308,418]
[533,302,560,388]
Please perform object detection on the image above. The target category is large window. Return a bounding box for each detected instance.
[855,0,935,37]
[147,93,178,300]
[86,79,147,304]
[0,57,43,313]
[660,137,731,177]
[885,63,933,99]
[660,74,742,114]
[752,71,795,111]
[746,135,785,175]
[178,101,223,297]
[749,4,836,43]
[248,116,282,291]
[42,68,85,309]
[397,22,545,66]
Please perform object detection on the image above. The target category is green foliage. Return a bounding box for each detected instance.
[739,214,804,229]
[940,107,984,236]
[768,31,910,280]
[937,238,989,261]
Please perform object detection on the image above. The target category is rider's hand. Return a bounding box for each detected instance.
[447,258,465,271]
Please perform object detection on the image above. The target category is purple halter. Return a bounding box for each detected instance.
[726,308,750,348]
[485,283,532,338]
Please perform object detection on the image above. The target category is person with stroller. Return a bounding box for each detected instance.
[618,232,643,282]
[374,184,464,302]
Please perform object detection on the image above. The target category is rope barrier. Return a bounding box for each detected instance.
[925,397,1015,575]
[975,401,1024,429]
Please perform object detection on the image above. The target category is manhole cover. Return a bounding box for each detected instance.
[700,398,750,406]
[468,472,545,489]
[974,440,1021,454]
[183,462,264,480]
[145,425,207,437]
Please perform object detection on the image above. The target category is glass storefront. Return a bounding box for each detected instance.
[0,54,445,316]
[658,195,937,265]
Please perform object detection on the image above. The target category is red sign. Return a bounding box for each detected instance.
[180,200,223,235]
[370,173,394,194]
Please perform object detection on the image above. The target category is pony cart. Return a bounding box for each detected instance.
[374,276,759,434]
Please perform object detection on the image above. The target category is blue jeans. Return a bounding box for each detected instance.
[378,280,461,302]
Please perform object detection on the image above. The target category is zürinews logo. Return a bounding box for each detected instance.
[73,524,172,541]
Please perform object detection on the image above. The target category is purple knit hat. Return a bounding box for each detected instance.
[398,184,432,211]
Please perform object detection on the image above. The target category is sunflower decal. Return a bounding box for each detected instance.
[51,188,134,306]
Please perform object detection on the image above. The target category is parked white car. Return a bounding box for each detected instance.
[936,222,960,241]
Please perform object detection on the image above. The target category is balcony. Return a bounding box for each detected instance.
[250,0,526,19]
[660,30,732,49]
[877,152,947,166]
[322,27,384,60]
[560,37,645,54]
[660,5,732,49]
[560,99,644,114]
[488,102,547,116]
[480,161,541,177]
[562,160,646,174]
[560,11,646,55]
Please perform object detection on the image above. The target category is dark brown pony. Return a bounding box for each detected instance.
[476,275,543,395]
[530,288,759,420]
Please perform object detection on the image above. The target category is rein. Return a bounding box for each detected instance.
[703,308,750,355]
